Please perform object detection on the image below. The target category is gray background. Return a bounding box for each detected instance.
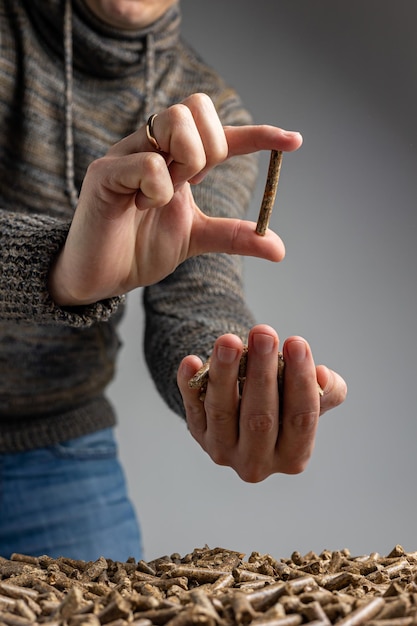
[109,1,417,561]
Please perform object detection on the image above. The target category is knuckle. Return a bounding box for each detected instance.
[86,155,109,177]
[168,104,207,171]
[137,153,172,206]
[192,151,207,175]
[142,151,166,176]
[203,399,234,425]
[184,405,206,438]
[180,93,227,162]
[187,92,215,111]
[290,409,318,433]
[213,143,228,164]
[246,412,275,434]
[167,102,193,126]
[280,411,318,475]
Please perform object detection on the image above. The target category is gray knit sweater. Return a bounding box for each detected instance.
[0,0,258,451]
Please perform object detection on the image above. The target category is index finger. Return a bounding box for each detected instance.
[224,125,303,159]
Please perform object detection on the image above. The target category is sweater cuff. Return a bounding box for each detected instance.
[1,212,123,327]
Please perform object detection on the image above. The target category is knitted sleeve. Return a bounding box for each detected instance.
[143,91,259,418]
[0,210,123,327]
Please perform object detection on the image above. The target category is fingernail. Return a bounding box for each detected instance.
[181,361,199,379]
[283,130,303,140]
[253,333,275,355]
[217,345,238,364]
[287,339,307,362]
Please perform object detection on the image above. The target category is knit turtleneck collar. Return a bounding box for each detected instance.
[71,0,181,78]
[24,0,181,79]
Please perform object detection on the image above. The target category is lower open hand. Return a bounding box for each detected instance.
[177,324,347,482]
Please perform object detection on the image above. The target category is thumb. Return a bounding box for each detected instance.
[189,211,285,262]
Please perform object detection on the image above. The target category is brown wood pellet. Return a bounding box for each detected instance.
[256,149,283,236]
[1,545,417,625]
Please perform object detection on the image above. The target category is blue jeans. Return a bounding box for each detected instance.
[0,428,142,561]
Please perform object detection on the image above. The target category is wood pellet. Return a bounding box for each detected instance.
[1,545,417,624]
[256,149,283,236]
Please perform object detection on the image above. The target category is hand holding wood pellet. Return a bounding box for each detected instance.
[178,325,347,482]
[48,93,302,306]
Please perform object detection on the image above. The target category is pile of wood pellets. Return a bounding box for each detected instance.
[1,545,417,625]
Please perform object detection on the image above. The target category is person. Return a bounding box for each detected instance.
[0,0,347,561]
